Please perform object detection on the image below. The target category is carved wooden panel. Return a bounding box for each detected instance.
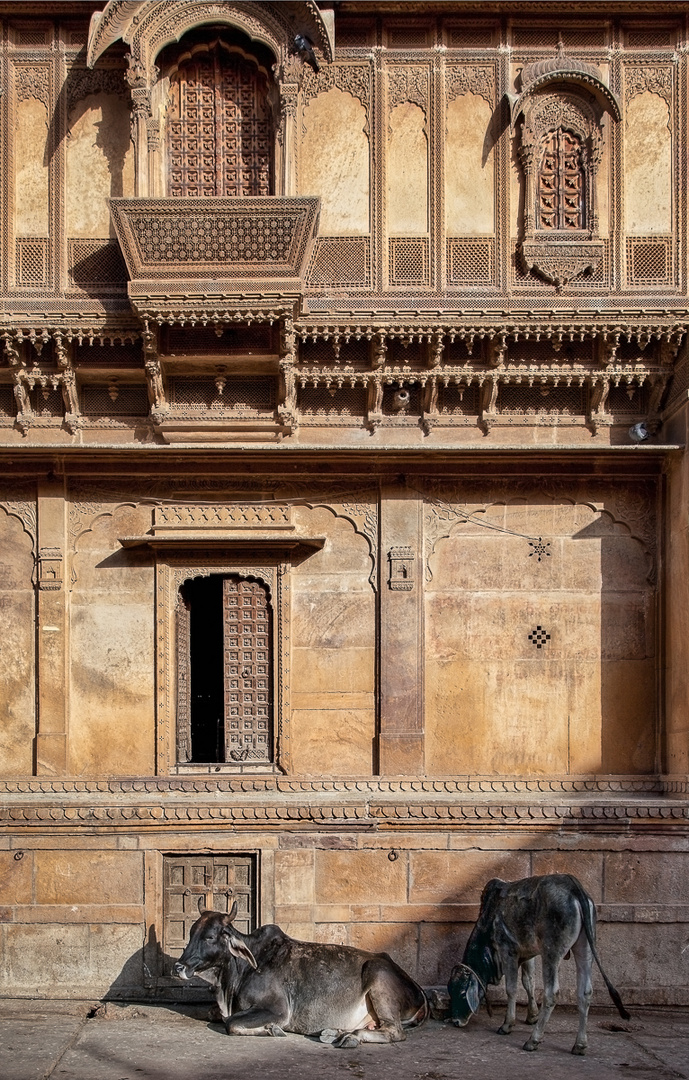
[163,854,255,971]
[167,46,272,197]
[223,577,273,763]
[538,129,585,231]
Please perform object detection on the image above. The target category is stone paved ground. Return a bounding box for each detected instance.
[1,1002,688,1080]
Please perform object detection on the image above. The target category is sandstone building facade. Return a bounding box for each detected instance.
[0,0,688,1004]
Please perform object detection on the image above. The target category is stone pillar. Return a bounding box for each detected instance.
[35,478,68,774]
[664,391,689,774]
[378,481,424,774]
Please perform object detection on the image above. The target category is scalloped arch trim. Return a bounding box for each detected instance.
[508,70,621,128]
[87,0,333,72]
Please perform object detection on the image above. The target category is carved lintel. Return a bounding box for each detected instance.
[388,546,414,591]
[38,547,63,591]
[521,240,604,291]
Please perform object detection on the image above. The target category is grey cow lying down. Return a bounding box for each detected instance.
[448,874,630,1055]
[174,905,428,1048]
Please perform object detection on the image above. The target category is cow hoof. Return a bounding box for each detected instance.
[523,1039,540,1052]
[268,1024,287,1038]
[334,1034,360,1049]
[571,1044,586,1056]
[497,1025,513,1035]
[319,1029,339,1044]
[208,1005,223,1024]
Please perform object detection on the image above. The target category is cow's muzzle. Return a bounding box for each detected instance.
[173,961,191,980]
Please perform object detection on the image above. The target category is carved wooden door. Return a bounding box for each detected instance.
[538,129,585,230]
[167,45,272,197]
[163,854,255,973]
[223,577,273,763]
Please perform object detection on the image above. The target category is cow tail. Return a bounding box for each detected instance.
[403,985,430,1029]
[570,877,631,1021]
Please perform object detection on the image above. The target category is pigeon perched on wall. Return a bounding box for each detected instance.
[628,421,659,443]
[294,33,319,72]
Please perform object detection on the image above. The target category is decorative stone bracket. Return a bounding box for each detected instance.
[388,545,415,591]
[38,547,63,591]
[520,239,605,291]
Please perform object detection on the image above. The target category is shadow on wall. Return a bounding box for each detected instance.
[573,510,657,774]
[102,924,212,1005]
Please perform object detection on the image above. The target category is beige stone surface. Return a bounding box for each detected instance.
[625,90,672,234]
[273,850,314,905]
[35,851,143,906]
[69,505,155,776]
[387,102,428,235]
[3,923,90,988]
[315,850,407,905]
[66,93,135,238]
[0,513,35,776]
[299,88,369,234]
[604,852,688,904]
[0,851,32,905]
[445,93,494,235]
[409,850,531,905]
[347,920,418,974]
[290,708,375,775]
[14,95,49,236]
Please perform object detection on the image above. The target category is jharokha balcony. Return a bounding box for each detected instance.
[109,197,321,319]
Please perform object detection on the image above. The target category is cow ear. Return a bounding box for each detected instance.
[466,973,481,1015]
[222,929,258,970]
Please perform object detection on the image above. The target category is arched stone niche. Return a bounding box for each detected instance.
[86,0,333,197]
[509,53,620,289]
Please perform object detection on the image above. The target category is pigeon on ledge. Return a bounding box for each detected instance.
[294,34,319,72]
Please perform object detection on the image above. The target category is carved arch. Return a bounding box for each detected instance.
[424,491,656,584]
[0,501,37,555]
[87,1,333,76]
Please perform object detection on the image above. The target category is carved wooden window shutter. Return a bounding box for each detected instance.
[537,128,585,231]
[223,578,273,763]
[167,45,272,197]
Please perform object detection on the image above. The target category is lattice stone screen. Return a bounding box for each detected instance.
[447,238,495,287]
[498,384,587,415]
[15,238,48,288]
[81,384,149,416]
[68,239,128,290]
[169,377,276,412]
[626,237,673,286]
[307,238,371,289]
[388,238,429,287]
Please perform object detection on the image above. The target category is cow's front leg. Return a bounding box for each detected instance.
[497,956,519,1035]
[226,1006,289,1037]
[523,953,560,1051]
[571,930,593,1055]
[521,958,539,1024]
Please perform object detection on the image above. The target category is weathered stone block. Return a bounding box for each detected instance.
[35,851,143,906]
[274,850,314,905]
[409,850,531,904]
[315,850,407,905]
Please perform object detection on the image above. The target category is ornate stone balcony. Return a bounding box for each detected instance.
[109,197,321,318]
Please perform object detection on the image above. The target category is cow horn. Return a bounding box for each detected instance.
[228,899,238,921]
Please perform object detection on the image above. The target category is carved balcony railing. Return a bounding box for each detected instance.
[109,197,321,319]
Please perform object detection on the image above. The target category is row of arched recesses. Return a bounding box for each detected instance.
[177,573,274,765]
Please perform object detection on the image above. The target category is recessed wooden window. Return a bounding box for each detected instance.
[538,128,585,231]
[177,574,274,765]
[167,42,273,197]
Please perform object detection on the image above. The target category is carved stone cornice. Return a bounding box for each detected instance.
[0,774,686,829]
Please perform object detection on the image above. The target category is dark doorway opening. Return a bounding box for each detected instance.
[182,575,224,762]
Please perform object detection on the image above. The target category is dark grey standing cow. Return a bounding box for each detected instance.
[448,874,629,1055]
[174,905,428,1047]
